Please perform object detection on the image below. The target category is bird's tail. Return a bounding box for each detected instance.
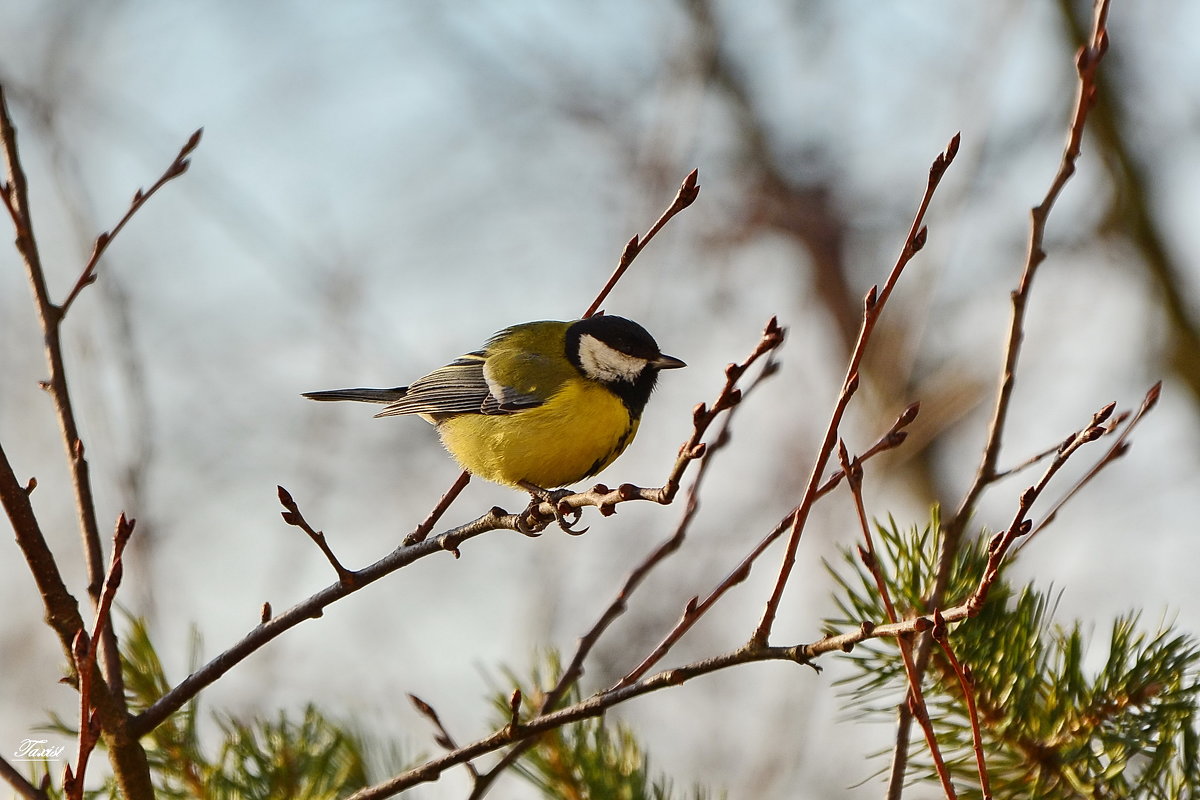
[302,387,408,404]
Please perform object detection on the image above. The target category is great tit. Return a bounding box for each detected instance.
[303,316,685,491]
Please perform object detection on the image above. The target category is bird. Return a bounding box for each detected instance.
[303,316,685,498]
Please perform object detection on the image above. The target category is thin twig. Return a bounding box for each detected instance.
[0,87,156,800]
[59,129,202,317]
[277,486,355,585]
[967,402,1115,616]
[941,0,1112,560]
[839,443,957,799]
[1016,381,1159,550]
[751,134,960,647]
[65,516,134,800]
[582,169,700,319]
[931,611,992,800]
[0,755,48,800]
[403,470,471,545]
[408,695,480,780]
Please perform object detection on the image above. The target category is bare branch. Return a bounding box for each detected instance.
[582,169,700,319]
[1017,381,1159,549]
[752,133,959,647]
[942,0,1112,555]
[839,442,957,799]
[59,128,202,317]
[66,516,134,800]
[277,486,355,585]
[931,612,992,800]
[403,470,471,545]
[0,755,48,800]
[612,400,920,691]
[408,694,479,780]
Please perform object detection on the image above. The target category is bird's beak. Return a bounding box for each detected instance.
[652,354,687,370]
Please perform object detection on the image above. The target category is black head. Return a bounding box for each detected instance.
[565,316,685,417]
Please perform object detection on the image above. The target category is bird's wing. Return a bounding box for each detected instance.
[374,350,556,418]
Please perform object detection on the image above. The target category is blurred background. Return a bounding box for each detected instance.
[2,1,1198,796]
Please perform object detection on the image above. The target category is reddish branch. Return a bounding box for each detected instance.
[341,395,1114,799]
[931,611,992,799]
[612,401,920,692]
[839,442,958,799]
[891,6,1115,795]
[751,133,960,647]
[65,517,134,800]
[582,169,700,319]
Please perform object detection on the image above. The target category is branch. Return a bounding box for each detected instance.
[66,516,134,800]
[839,443,957,799]
[942,0,1112,557]
[894,6,1113,793]
[131,322,777,737]
[1,85,190,800]
[278,486,355,585]
[2,86,197,710]
[0,755,47,800]
[931,612,992,800]
[1017,380,1159,549]
[612,401,920,691]
[751,133,959,646]
[59,128,202,317]
[582,169,700,319]
[408,694,479,781]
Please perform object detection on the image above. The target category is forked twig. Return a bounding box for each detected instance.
[1016,381,1159,550]
[65,516,134,800]
[277,486,355,585]
[838,443,958,799]
[612,401,920,691]
[408,694,479,781]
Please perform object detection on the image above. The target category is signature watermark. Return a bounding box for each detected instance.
[12,737,66,761]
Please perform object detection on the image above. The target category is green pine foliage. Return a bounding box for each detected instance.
[825,510,1200,798]
[493,653,720,800]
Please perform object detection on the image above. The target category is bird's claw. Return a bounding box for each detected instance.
[519,484,588,535]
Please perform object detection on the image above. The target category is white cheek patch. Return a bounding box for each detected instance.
[578,334,646,383]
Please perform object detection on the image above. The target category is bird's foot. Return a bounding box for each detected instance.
[518,482,588,535]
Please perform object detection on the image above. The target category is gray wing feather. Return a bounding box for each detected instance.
[375,353,542,418]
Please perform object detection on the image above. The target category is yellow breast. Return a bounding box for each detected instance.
[435,379,638,488]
